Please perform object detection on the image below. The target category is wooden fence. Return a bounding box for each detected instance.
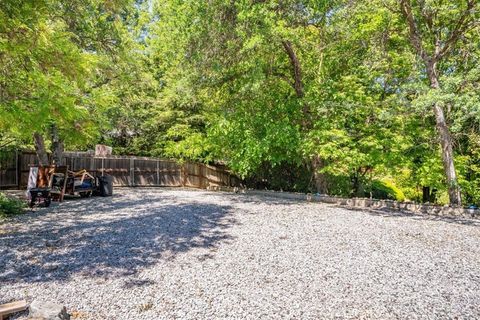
[0,150,18,187]
[0,150,240,189]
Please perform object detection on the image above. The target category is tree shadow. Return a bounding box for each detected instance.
[225,192,302,206]
[0,195,236,284]
[338,205,480,227]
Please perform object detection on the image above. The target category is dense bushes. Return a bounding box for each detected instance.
[244,162,313,193]
[245,162,409,202]
[368,180,406,202]
[0,193,25,218]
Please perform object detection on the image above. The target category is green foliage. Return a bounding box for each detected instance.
[244,162,313,193]
[108,0,480,204]
[0,193,26,218]
[0,0,141,149]
[2,0,480,205]
[369,180,406,202]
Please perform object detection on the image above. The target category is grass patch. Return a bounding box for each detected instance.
[0,192,26,218]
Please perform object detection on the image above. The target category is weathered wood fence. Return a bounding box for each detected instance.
[0,150,240,189]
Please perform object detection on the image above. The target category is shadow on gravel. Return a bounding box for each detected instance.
[227,193,301,206]
[339,206,480,227]
[0,195,236,284]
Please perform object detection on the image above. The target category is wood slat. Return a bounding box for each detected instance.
[1,151,240,189]
[0,300,28,319]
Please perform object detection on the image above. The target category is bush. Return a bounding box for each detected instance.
[0,192,26,218]
[244,161,313,193]
[369,180,406,202]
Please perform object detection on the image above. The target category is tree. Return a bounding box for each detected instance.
[0,0,143,163]
[396,0,478,205]
[102,0,480,204]
[4,0,479,205]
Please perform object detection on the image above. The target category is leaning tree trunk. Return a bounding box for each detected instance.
[33,132,49,166]
[428,62,461,206]
[398,0,473,205]
[432,102,461,205]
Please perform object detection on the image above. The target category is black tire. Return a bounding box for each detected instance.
[29,193,37,208]
[44,198,51,207]
[80,191,92,198]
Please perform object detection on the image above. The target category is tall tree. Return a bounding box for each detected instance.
[397,0,478,205]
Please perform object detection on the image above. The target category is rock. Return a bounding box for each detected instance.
[28,300,70,320]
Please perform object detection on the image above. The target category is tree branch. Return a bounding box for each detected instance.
[281,40,304,98]
[270,69,294,87]
[0,139,15,150]
[436,0,476,60]
[417,0,436,32]
[399,0,429,62]
[281,40,312,128]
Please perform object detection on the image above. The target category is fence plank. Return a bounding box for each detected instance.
[0,150,17,187]
[0,151,239,189]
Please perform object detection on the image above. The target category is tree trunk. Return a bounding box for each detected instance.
[282,40,327,194]
[432,102,461,205]
[282,40,304,98]
[311,156,327,194]
[430,188,438,203]
[398,0,469,206]
[51,123,64,165]
[33,132,49,166]
[422,186,430,203]
[351,169,365,198]
[427,61,461,206]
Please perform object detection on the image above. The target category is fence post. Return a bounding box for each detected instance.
[182,163,186,187]
[90,154,95,172]
[156,160,160,186]
[203,164,208,189]
[130,157,135,186]
[16,150,20,188]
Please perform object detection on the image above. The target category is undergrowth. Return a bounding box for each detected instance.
[0,192,26,218]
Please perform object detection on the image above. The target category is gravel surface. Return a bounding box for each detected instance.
[1,188,479,319]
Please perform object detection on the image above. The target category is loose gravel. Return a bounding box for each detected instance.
[1,188,479,319]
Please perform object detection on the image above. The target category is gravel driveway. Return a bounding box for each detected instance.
[1,188,479,319]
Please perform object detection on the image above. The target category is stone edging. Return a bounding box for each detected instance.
[206,186,479,219]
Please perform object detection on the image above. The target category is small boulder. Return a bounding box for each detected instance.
[28,300,70,320]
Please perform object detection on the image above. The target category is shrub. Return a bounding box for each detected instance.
[369,180,406,202]
[0,192,26,218]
